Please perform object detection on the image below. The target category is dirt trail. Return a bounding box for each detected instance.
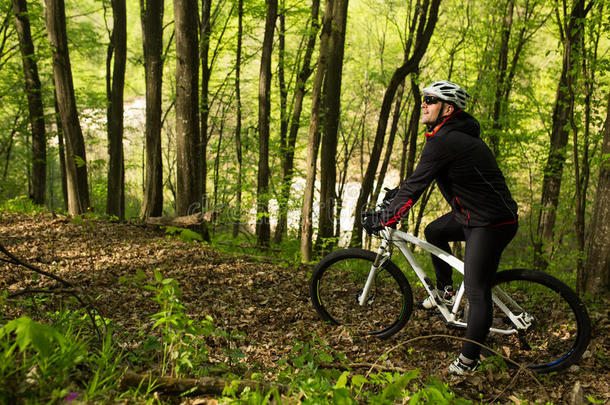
[1,213,608,403]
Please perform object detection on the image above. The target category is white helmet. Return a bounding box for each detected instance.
[422,81,470,110]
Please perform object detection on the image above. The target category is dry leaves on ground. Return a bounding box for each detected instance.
[1,213,608,404]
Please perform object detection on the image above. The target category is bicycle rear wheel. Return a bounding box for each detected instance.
[309,248,413,338]
[488,269,591,373]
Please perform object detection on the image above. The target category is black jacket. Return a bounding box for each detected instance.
[380,110,518,227]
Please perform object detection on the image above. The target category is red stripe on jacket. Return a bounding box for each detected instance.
[382,199,414,227]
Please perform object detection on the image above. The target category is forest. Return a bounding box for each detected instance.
[0,0,609,402]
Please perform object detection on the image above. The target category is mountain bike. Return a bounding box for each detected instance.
[309,226,591,374]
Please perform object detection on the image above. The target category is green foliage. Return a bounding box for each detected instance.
[586,394,606,404]
[146,269,214,377]
[1,316,68,360]
[0,311,123,404]
[0,196,49,215]
[223,333,474,404]
[164,226,205,243]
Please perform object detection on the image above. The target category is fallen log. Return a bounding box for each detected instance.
[145,211,220,226]
[144,212,219,242]
[119,371,289,396]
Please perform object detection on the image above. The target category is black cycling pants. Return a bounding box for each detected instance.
[424,212,518,360]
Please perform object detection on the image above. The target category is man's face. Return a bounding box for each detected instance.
[420,94,452,127]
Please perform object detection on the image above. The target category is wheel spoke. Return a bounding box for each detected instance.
[310,249,412,338]
[488,269,590,373]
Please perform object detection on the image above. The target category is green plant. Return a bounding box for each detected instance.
[83,329,126,400]
[146,269,214,377]
[0,316,86,403]
[1,196,48,215]
[164,226,204,243]
[407,377,472,404]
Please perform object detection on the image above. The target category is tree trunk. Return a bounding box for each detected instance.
[139,0,164,219]
[106,0,127,219]
[300,0,333,262]
[232,0,243,238]
[44,0,90,215]
[174,0,201,216]
[274,3,288,244]
[1,122,17,183]
[534,0,589,269]
[200,0,211,211]
[489,0,514,158]
[274,0,320,243]
[401,77,422,179]
[372,81,405,204]
[580,87,610,294]
[255,0,278,247]
[212,104,226,214]
[13,0,46,206]
[574,1,603,290]
[54,92,68,210]
[315,0,349,253]
[351,0,440,247]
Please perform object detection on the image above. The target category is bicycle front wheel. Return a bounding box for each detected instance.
[309,248,413,339]
[489,269,591,373]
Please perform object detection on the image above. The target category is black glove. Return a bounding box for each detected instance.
[362,211,384,234]
[383,187,399,203]
[379,187,399,209]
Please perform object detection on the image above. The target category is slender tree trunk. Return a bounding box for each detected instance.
[274,0,320,243]
[372,81,405,204]
[1,122,17,183]
[534,0,589,268]
[200,0,211,211]
[274,2,288,243]
[401,77,421,179]
[139,0,164,218]
[351,0,440,246]
[255,0,278,247]
[232,0,243,238]
[54,92,68,210]
[335,119,359,239]
[106,0,127,219]
[13,0,46,206]
[489,0,514,158]
[315,0,349,253]
[213,105,225,211]
[578,3,606,293]
[300,0,333,262]
[44,0,90,215]
[581,91,610,294]
[174,0,201,215]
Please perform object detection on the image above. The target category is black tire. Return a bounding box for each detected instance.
[309,248,413,338]
[488,269,591,373]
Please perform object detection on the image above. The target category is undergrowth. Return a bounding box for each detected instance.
[0,270,478,404]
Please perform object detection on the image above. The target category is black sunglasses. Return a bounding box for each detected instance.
[423,95,441,105]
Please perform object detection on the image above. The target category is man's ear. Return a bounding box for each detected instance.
[444,103,454,115]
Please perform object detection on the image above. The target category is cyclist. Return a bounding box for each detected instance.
[362,80,518,375]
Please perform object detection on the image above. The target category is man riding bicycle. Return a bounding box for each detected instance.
[362,80,518,375]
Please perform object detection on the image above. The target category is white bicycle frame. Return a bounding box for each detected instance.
[358,228,533,335]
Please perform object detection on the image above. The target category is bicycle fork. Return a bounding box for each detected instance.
[358,239,390,306]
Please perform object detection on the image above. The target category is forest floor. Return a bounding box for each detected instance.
[0,213,608,404]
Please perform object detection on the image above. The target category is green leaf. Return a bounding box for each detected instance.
[351,374,368,389]
[332,387,356,405]
[586,395,605,404]
[3,317,65,359]
[72,154,86,168]
[334,371,350,389]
